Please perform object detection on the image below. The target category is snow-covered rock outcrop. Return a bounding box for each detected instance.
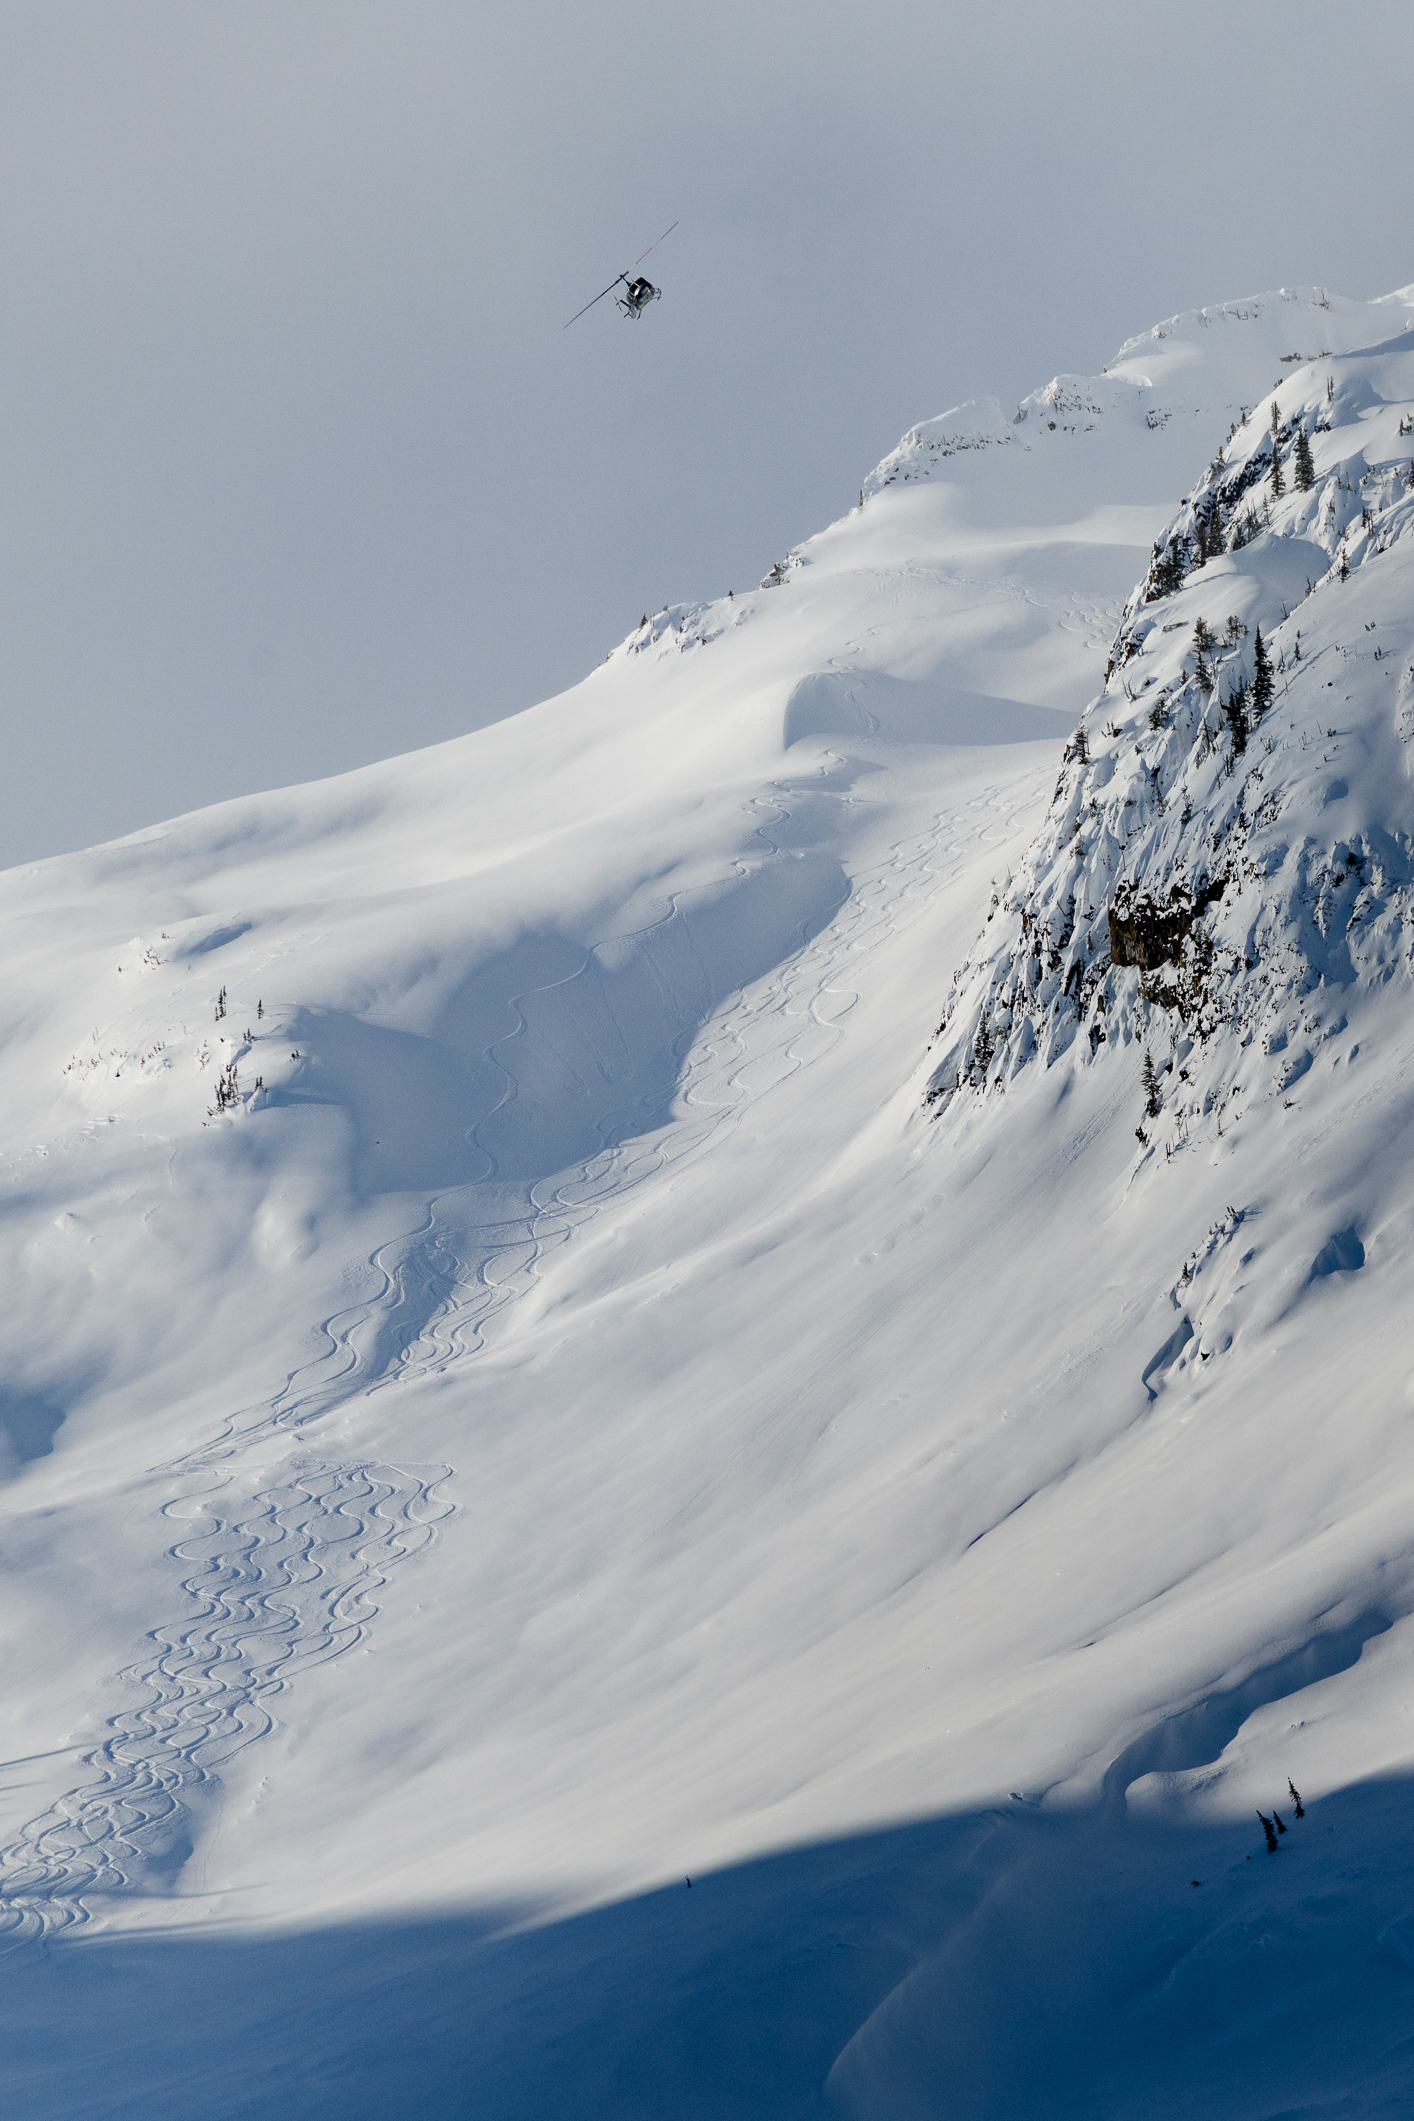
[862,395,1016,495]
[926,328,1414,1160]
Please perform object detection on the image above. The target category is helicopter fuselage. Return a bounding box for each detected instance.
[617,276,660,319]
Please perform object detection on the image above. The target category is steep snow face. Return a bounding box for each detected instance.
[5,289,1414,2115]
[926,331,1414,1112]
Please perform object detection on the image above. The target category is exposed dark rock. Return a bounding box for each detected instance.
[1109,876,1226,970]
[1109,897,1192,970]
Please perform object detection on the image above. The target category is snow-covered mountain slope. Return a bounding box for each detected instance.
[5,284,1414,2117]
[930,327,1414,1097]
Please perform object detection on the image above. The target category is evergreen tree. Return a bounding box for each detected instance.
[1194,500,1224,562]
[1152,540,1187,597]
[1143,1048,1161,1118]
[1224,678,1249,754]
[1407,459,1414,492]
[1269,440,1285,497]
[1251,628,1275,719]
[1192,616,1216,693]
[1293,425,1315,491]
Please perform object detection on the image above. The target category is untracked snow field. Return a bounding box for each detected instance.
[5,285,1414,2116]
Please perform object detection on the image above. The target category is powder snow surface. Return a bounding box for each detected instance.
[5,284,1414,2116]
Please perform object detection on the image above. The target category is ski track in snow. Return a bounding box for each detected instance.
[0,1460,450,1950]
[0,756,1043,1950]
[340,761,1047,1387]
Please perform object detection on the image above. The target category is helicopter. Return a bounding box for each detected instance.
[564,222,678,329]
[618,275,660,320]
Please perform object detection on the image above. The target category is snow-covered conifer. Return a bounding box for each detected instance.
[1142,1048,1160,1118]
[1152,541,1187,597]
[1251,628,1274,719]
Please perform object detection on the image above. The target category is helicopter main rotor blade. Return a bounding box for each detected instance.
[563,272,628,330]
[562,224,677,329]
[632,218,679,269]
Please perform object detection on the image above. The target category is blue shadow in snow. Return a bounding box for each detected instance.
[7,1771,1414,2121]
[784,671,1068,751]
[255,855,848,1200]
[0,1390,65,1480]
[1311,1226,1365,1278]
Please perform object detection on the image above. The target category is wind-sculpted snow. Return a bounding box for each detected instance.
[258,763,1039,1393]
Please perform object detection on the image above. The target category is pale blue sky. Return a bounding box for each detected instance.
[2,0,1410,861]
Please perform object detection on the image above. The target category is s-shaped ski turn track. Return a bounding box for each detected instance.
[0,1461,450,1950]
[319,757,1047,1389]
[0,747,1048,1949]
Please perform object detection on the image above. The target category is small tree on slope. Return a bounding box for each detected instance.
[1293,425,1315,491]
[1143,1048,1161,1119]
[1252,628,1275,720]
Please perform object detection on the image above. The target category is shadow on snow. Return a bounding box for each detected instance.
[7,1769,1414,2121]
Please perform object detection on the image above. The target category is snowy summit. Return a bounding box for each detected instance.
[5,283,1414,2118]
